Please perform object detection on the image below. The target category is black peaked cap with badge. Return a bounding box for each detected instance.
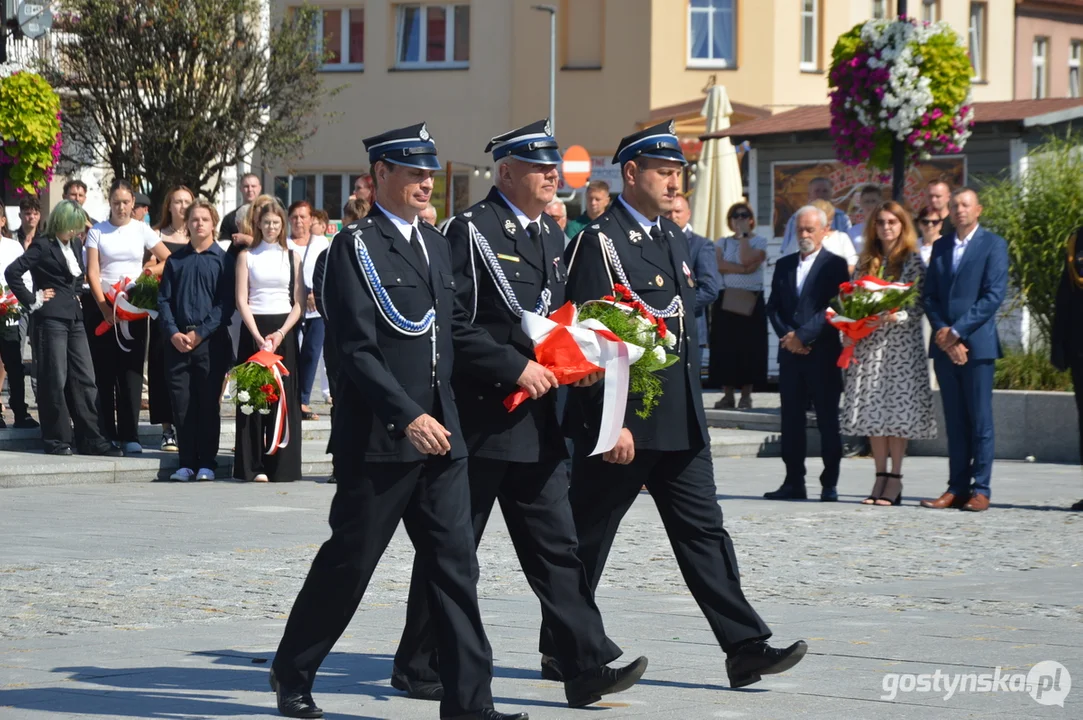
[364,122,441,171]
[441,119,570,463]
[563,119,708,452]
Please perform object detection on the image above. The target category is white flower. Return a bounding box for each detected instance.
[652,346,667,364]
[237,390,251,403]
[240,404,254,415]
[663,331,676,348]
[258,408,271,415]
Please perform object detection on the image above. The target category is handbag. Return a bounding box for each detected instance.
[721,287,758,316]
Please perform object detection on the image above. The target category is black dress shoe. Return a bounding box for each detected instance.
[820,487,839,502]
[390,665,444,701]
[540,654,563,681]
[13,416,39,429]
[443,710,529,720]
[764,485,807,500]
[269,669,323,718]
[47,446,74,456]
[726,640,808,688]
[1071,498,1083,511]
[565,655,648,708]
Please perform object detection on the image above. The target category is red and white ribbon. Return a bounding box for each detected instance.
[94,277,158,352]
[246,350,291,455]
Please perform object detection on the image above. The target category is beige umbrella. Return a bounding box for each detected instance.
[690,85,744,241]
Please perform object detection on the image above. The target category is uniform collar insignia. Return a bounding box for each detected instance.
[592,224,600,230]
[504,218,517,234]
[628,229,642,244]
[463,211,473,218]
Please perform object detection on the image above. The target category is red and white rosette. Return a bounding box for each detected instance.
[94,277,159,351]
[504,301,645,456]
[247,350,291,455]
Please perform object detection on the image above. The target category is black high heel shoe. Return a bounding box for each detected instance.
[875,473,903,506]
[862,473,888,505]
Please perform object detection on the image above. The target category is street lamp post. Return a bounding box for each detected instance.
[892,0,909,201]
[532,5,557,134]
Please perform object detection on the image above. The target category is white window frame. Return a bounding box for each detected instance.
[969,2,985,81]
[316,8,364,72]
[1070,40,1081,98]
[921,0,939,22]
[871,0,890,20]
[686,0,736,69]
[800,0,819,72]
[1033,36,1049,100]
[395,3,470,70]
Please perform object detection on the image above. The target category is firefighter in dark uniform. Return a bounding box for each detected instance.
[544,121,808,689]
[268,123,527,720]
[392,119,647,709]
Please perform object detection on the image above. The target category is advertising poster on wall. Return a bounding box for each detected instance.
[770,157,967,237]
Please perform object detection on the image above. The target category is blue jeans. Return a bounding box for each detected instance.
[298,316,325,406]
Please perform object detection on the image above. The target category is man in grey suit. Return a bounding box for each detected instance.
[666,194,721,367]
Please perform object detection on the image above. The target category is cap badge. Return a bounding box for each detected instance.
[504,219,517,234]
[544,118,553,136]
[628,230,642,244]
[419,124,430,141]
[667,120,676,134]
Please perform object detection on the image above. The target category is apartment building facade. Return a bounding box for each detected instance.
[265,0,1018,219]
[1015,0,1083,99]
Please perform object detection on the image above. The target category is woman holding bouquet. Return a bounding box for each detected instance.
[840,202,937,505]
[233,201,304,482]
[85,179,171,454]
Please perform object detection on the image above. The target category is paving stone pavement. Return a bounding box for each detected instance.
[1,456,1081,719]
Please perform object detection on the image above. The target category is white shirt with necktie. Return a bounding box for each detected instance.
[617,196,661,237]
[498,191,543,234]
[796,247,821,294]
[377,202,430,265]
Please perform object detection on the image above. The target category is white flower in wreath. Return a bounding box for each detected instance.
[237,390,251,403]
[258,408,271,415]
[663,331,677,349]
[240,404,255,415]
[652,346,667,364]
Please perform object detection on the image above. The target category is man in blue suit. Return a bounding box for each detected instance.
[765,205,850,501]
[921,187,1008,513]
[665,194,721,367]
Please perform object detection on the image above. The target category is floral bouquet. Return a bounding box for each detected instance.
[507,284,678,456]
[826,274,918,368]
[94,269,161,348]
[227,350,291,454]
[1,285,21,321]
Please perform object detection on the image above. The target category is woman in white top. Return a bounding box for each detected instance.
[811,199,859,275]
[85,179,171,454]
[708,201,769,410]
[234,201,305,482]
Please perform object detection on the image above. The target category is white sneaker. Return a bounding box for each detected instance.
[195,468,216,481]
[124,441,143,455]
[170,467,196,482]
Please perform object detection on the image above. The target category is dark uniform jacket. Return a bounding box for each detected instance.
[5,235,87,321]
[445,188,569,462]
[322,206,483,465]
[562,199,709,453]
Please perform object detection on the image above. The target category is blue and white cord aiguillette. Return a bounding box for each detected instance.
[468,222,550,320]
[598,230,685,349]
[353,230,439,383]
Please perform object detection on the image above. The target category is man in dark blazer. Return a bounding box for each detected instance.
[765,205,850,502]
[921,187,1008,513]
[1052,229,1083,512]
[665,193,721,366]
[269,124,527,720]
[391,120,646,709]
[548,121,807,689]
[5,202,122,456]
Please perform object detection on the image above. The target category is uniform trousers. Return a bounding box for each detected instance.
[540,445,771,656]
[83,300,146,444]
[395,455,621,682]
[273,455,496,718]
[166,331,233,470]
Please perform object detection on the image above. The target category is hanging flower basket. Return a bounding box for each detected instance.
[0,70,62,196]
[829,18,974,170]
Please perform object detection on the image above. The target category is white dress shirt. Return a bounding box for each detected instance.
[953,224,979,272]
[796,248,821,294]
[498,190,543,230]
[377,202,429,265]
[617,196,661,237]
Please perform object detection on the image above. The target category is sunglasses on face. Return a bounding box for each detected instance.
[919,219,943,227]
[731,212,752,220]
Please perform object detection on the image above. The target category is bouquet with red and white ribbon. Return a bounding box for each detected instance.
[94,270,160,350]
[826,274,917,369]
[0,286,21,321]
[228,350,291,455]
[506,284,678,455]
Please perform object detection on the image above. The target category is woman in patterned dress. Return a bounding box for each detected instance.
[841,201,938,506]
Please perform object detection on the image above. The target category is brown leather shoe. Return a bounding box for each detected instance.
[920,492,969,509]
[962,494,990,512]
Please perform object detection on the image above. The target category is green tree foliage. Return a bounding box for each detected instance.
[980,134,1083,345]
[46,0,335,215]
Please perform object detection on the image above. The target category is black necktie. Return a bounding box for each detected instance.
[649,225,665,246]
[527,221,541,243]
[410,227,429,274]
